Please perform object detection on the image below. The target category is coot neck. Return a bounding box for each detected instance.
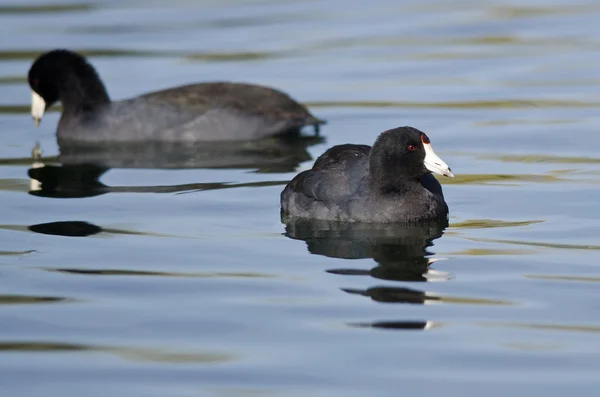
[369,171,424,196]
[58,68,110,115]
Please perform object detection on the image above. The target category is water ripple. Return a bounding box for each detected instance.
[0,295,72,305]
[0,342,235,364]
[342,286,515,306]
[44,268,277,279]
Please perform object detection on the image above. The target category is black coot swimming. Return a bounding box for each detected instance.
[280,126,454,223]
[27,49,325,143]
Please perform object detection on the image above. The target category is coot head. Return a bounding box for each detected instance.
[369,126,453,190]
[28,49,109,126]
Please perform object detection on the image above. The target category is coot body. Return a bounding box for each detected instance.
[280,126,454,223]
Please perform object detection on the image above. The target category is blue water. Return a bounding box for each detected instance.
[2,0,600,396]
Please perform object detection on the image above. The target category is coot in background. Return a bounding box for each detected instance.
[27,49,325,143]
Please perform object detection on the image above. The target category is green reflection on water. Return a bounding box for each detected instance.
[525,274,600,283]
[185,51,276,62]
[0,156,59,166]
[0,295,71,304]
[440,173,560,185]
[490,4,600,19]
[480,322,600,334]
[468,237,600,251]
[0,76,27,85]
[449,248,534,256]
[0,49,159,61]
[474,119,576,126]
[101,227,185,238]
[45,267,277,279]
[503,342,563,352]
[0,105,32,114]
[479,154,600,164]
[0,178,30,192]
[0,3,94,14]
[0,342,235,364]
[0,48,277,63]
[451,219,544,229]
[306,99,600,109]
[437,295,514,306]
[0,249,35,256]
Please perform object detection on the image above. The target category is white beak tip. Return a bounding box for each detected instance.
[31,90,46,128]
[423,142,454,178]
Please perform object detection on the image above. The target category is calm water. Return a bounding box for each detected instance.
[2,0,600,396]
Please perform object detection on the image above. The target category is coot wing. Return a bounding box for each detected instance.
[139,82,324,127]
[287,144,370,203]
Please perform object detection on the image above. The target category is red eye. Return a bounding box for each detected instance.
[407,144,416,152]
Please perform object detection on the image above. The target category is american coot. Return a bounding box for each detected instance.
[27,49,325,143]
[280,126,454,223]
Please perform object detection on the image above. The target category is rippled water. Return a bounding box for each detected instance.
[2,0,600,396]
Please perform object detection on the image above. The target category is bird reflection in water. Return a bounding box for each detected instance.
[282,215,451,331]
[54,135,324,173]
[282,215,450,283]
[27,135,323,198]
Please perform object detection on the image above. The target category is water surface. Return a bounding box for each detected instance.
[2,0,600,396]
